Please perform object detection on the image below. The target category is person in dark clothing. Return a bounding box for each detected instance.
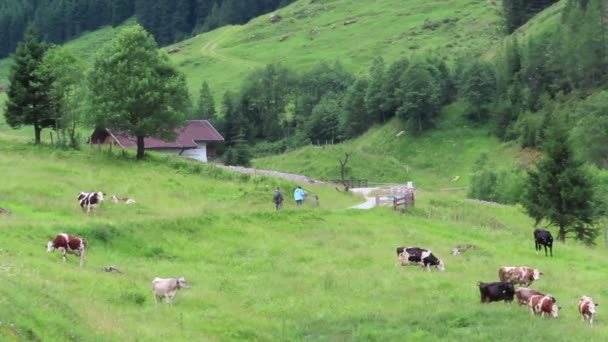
[273,187,284,210]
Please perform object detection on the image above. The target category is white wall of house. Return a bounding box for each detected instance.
[152,144,208,162]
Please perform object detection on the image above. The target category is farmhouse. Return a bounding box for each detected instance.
[89,120,224,162]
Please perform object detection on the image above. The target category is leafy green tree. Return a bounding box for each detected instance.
[396,64,441,132]
[40,46,86,148]
[88,24,190,160]
[383,58,409,118]
[194,81,216,119]
[365,57,388,123]
[459,60,497,123]
[570,91,608,167]
[342,78,369,138]
[523,122,600,244]
[4,25,55,144]
[306,94,344,143]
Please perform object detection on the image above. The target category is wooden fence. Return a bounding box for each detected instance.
[393,191,415,210]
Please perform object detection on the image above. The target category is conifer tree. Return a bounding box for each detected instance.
[4,25,55,144]
[523,121,600,244]
[194,81,216,119]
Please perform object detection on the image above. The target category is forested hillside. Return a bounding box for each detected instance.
[0,0,294,58]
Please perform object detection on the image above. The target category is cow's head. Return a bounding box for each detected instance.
[437,259,445,272]
[532,269,542,280]
[551,305,560,318]
[177,277,190,289]
[47,241,55,252]
[97,192,106,201]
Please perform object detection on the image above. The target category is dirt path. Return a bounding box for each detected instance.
[214,164,326,184]
[349,187,380,209]
[200,27,260,68]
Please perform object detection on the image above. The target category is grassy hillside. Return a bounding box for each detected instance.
[1,139,607,340]
[254,103,523,188]
[168,0,504,96]
[0,0,503,98]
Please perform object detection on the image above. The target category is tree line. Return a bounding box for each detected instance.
[0,0,294,58]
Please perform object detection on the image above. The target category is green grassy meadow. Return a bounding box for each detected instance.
[1,139,608,341]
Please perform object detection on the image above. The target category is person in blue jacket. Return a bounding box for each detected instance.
[293,186,306,207]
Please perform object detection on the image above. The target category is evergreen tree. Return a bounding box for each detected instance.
[4,25,55,144]
[523,121,600,244]
[222,91,242,146]
[194,81,216,119]
[88,24,190,159]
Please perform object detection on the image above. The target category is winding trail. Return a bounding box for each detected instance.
[199,27,261,68]
[349,187,380,209]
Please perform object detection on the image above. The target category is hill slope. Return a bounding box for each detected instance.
[1,139,608,340]
[168,0,504,95]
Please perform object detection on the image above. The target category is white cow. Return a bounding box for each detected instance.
[151,277,189,304]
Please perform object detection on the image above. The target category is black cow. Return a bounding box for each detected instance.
[478,281,515,303]
[396,247,445,271]
[534,228,553,257]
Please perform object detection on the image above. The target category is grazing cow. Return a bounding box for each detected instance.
[578,296,598,325]
[515,287,545,306]
[152,277,190,304]
[0,207,10,215]
[478,281,515,303]
[534,228,553,257]
[47,233,86,267]
[529,295,560,318]
[111,195,136,204]
[498,266,542,287]
[396,246,445,271]
[78,191,106,213]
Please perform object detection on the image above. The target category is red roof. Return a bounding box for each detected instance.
[108,120,224,149]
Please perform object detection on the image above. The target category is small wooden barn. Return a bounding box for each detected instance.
[89,120,224,162]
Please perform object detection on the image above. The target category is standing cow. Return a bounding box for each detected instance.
[478,281,515,303]
[396,247,445,272]
[152,277,190,304]
[515,287,545,306]
[498,266,542,287]
[534,228,553,257]
[578,296,598,325]
[78,191,105,213]
[529,294,560,318]
[47,233,86,267]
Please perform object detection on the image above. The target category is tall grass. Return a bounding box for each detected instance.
[1,140,607,340]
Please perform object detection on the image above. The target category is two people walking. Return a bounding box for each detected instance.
[273,186,307,210]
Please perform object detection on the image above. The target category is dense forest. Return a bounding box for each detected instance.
[0,0,294,58]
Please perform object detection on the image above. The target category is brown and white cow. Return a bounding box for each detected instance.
[498,266,542,287]
[78,191,105,213]
[578,296,598,325]
[47,233,86,267]
[111,195,136,204]
[529,294,560,318]
[515,287,545,306]
[152,277,190,304]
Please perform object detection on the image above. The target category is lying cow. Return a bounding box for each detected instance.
[47,233,86,267]
[529,294,560,318]
[478,281,515,303]
[498,266,542,287]
[78,191,106,213]
[515,287,545,306]
[396,246,445,271]
[111,195,136,204]
[534,228,553,257]
[152,277,190,304]
[578,296,598,325]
